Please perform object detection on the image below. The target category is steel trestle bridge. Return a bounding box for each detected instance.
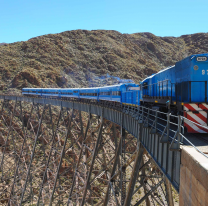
[0,94,197,205]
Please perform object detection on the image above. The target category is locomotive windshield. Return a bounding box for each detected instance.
[143,82,148,89]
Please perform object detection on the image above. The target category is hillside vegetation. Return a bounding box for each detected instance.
[0,30,208,94]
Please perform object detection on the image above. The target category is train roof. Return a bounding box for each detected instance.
[155,53,208,76]
[154,53,208,77]
[81,83,137,90]
[140,65,175,84]
[22,83,137,90]
[189,53,208,58]
[177,53,208,62]
[141,73,156,82]
[157,65,175,74]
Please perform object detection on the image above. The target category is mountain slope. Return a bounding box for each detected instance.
[0,30,208,94]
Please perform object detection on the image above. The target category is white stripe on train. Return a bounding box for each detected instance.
[186,112,207,126]
[184,103,208,133]
[184,103,208,112]
[201,103,208,109]
[184,120,207,133]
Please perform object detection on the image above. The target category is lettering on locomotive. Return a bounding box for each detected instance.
[197,56,207,61]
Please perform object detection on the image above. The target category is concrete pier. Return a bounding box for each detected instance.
[179,146,208,205]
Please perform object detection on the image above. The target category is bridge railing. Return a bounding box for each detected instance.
[0,94,207,152]
[0,93,206,154]
[122,104,208,157]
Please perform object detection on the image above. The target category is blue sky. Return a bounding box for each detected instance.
[1,0,207,43]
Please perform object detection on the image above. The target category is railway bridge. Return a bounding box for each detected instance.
[0,94,207,205]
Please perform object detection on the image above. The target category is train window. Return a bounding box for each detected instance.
[100,92,110,95]
[143,82,148,89]
[80,93,97,96]
[73,91,78,93]
[112,91,121,96]
[61,92,73,95]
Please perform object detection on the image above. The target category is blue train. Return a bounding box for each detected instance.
[22,53,208,133]
[22,83,141,105]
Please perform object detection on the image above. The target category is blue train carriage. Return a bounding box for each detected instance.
[120,83,140,106]
[140,66,176,106]
[79,87,98,100]
[22,83,140,104]
[41,88,60,98]
[22,88,43,96]
[59,88,79,98]
[97,83,134,102]
[99,85,119,102]
[176,53,208,133]
[41,88,79,98]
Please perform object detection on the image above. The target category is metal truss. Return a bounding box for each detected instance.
[0,99,175,205]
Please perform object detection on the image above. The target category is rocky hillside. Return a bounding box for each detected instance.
[1,30,208,94]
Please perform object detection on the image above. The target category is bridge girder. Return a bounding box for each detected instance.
[0,99,176,205]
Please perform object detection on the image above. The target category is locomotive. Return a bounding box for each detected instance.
[22,53,208,133]
[140,53,208,133]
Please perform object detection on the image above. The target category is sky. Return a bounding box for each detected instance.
[0,0,208,43]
